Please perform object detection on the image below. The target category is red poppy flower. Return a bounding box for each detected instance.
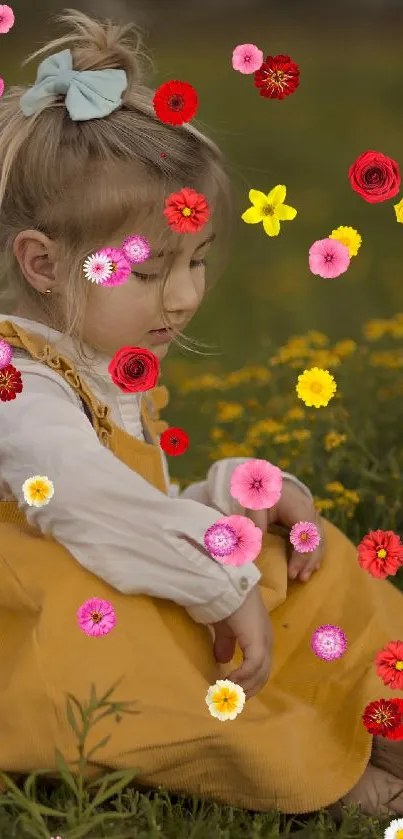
[153,80,199,126]
[357,529,403,579]
[254,54,300,100]
[160,427,189,456]
[164,187,210,234]
[0,364,23,401]
[375,640,403,691]
[362,698,403,738]
[108,347,160,394]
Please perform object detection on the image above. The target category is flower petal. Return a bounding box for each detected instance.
[262,215,281,236]
[276,204,297,221]
[266,184,286,205]
[241,206,263,224]
[248,189,267,207]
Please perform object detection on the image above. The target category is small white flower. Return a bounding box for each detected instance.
[205,679,246,721]
[83,251,113,284]
[384,818,403,839]
[22,475,54,507]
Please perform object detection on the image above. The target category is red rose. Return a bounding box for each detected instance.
[108,346,160,394]
[348,150,401,203]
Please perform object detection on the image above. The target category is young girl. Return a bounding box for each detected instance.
[0,9,402,818]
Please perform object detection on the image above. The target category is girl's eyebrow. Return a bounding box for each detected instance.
[152,231,216,259]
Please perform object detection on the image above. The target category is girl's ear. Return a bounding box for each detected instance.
[13,230,59,294]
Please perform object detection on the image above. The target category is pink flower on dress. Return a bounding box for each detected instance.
[311,624,347,661]
[77,598,116,637]
[0,5,14,33]
[121,235,151,265]
[309,238,350,279]
[99,247,131,287]
[290,520,321,553]
[0,77,4,97]
[232,43,264,74]
[0,338,12,369]
[230,459,283,510]
[204,514,262,566]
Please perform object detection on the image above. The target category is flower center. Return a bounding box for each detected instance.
[111,262,117,272]
[377,548,387,558]
[129,361,144,378]
[262,203,275,216]
[396,830,403,839]
[0,370,10,387]
[395,661,403,671]
[324,253,334,262]
[168,94,184,111]
[365,167,380,184]
[91,611,102,623]
[310,382,323,393]
[170,437,179,446]
[300,532,308,541]
[252,479,262,489]
[374,709,391,724]
[182,207,192,217]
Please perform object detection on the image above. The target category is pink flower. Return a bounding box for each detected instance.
[311,624,347,661]
[204,514,262,566]
[0,338,12,369]
[290,520,321,553]
[232,43,264,74]
[77,598,116,637]
[309,238,350,279]
[230,459,283,510]
[99,247,131,287]
[0,77,4,97]
[0,4,14,33]
[121,235,151,265]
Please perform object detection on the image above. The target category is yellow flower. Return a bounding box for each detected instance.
[332,339,357,358]
[292,429,311,441]
[314,498,335,512]
[205,679,246,721]
[210,427,225,441]
[296,367,337,408]
[22,475,54,507]
[285,406,305,421]
[370,350,403,369]
[362,319,392,342]
[310,350,341,368]
[211,442,255,459]
[325,481,345,494]
[329,226,362,257]
[246,398,259,409]
[247,418,283,438]
[278,458,290,469]
[305,330,329,347]
[216,401,244,423]
[241,185,297,237]
[394,197,403,223]
[343,489,360,505]
[273,432,291,444]
[180,374,224,393]
[324,431,347,451]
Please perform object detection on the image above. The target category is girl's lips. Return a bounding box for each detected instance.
[148,328,174,344]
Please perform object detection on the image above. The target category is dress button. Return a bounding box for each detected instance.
[240,576,249,591]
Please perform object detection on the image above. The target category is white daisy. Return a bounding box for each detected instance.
[205,679,245,721]
[83,251,113,284]
[384,818,403,839]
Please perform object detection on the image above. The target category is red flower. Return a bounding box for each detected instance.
[153,80,199,126]
[375,640,403,691]
[108,347,160,394]
[348,151,401,203]
[160,427,189,456]
[362,698,403,739]
[357,529,403,579]
[164,187,210,234]
[254,54,300,100]
[0,364,23,401]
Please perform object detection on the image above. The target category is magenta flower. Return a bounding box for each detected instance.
[290,520,321,553]
[0,77,4,97]
[122,235,151,265]
[230,459,283,510]
[0,5,14,33]
[77,597,116,637]
[99,247,131,287]
[204,514,262,566]
[0,339,12,369]
[309,238,350,279]
[232,43,264,74]
[311,624,347,661]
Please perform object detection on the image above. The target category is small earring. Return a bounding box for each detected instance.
[44,288,52,295]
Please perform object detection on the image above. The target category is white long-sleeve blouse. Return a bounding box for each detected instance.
[0,316,312,625]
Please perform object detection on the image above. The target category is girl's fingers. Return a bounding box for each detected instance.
[288,550,321,581]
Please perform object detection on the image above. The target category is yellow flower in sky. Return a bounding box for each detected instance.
[216,401,244,422]
[329,226,362,257]
[241,185,297,237]
[296,367,337,408]
[22,475,54,507]
[394,197,403,223]
[205,679,246,721]
[324,431,347,452]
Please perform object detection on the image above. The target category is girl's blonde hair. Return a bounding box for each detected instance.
[0,9,233,357]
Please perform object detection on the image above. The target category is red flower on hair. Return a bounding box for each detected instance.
[160,427,189,456]
[375,640,403,691]
[164,187,210,234]
[357,529,403,579]
[254,54,300,100]
[362,698,403,739]
[0,364,23,401]
[108,347,160,394]
[153,80,199,126]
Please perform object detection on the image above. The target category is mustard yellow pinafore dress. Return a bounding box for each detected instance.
[0,320,402,814]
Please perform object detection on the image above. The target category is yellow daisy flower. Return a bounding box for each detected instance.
[329,225,362,257]
[324,431,347,451]
[241,185,297,237]
[292,429,311,441]
[22,475,54,507]
[296,367,337,408]
[325,481,346,494]
[216,402,244,423]
[205,679,246,721]
[394,198,403,223]
[314,498,335,512]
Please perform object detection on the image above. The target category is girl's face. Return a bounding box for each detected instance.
[82,226,214,359]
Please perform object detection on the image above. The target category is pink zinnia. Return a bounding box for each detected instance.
[205,514,262,566]
[0,5,14,33]
[311,624,347,661]
[309,238,350,279]
[232,43,264,74]
[77,597,116,637]
[99,247,131,287]
[0,77,4,97]
[290,520,321,553]
[0,338,12,369]
[230,459,283,510]
[375,640,403,691]
[121,235,151,265]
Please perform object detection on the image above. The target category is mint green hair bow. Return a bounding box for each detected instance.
[20,48,127,121]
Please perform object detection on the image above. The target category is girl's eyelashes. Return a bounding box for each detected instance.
[132,257,207,282]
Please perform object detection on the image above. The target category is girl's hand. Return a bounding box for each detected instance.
[247,479,325,582]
